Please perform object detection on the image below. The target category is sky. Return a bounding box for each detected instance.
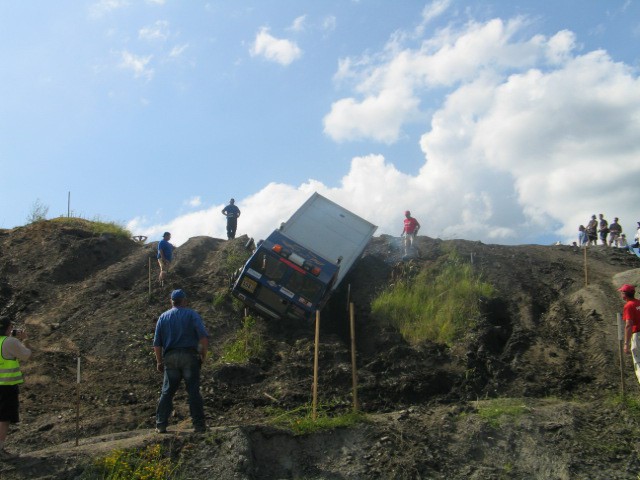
[2,0,640,247]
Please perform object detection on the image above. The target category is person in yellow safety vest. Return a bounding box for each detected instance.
[0,317,31,461]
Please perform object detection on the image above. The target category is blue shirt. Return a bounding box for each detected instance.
[222,204,240,218]
[153,307,209,353]
[157,239,173,261]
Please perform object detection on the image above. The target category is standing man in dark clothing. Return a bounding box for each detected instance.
[153,289,209,434]
[157,232,174,284]
[598,213,609,246]
[221,198,241,240]
[0,317,31,460]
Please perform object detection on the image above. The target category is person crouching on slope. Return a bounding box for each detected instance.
[620,284,640,385]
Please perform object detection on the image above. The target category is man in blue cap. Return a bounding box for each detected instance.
[153,289,209,433]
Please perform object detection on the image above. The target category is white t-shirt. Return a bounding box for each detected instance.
[1,336,32,361]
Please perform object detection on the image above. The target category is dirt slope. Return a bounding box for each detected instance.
[1,219,640,479]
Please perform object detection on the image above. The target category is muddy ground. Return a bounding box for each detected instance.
[1,219,640,479]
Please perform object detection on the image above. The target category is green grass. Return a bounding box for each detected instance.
[265,402,367,435]
[610,394,640,416]
[50,216,132,239]
[371,250,495,345]
[79,443,183,480]
[217,315,264,364]
[475,398,529,428]
[222,246,250,275]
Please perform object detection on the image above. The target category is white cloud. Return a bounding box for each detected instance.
[421,0,452,25]
[131,15,640,247]
[169,44,189,58]
[139,20,170,42]
[289,15,307,32]
[119,50,154,80]
[322,15,337,33]
[185,197,202,208]
[250,27,302,66]
[89,0,128,18]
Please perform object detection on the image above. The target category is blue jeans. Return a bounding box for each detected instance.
[156,349,205,429]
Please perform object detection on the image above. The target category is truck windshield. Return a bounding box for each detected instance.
[248,252,287,282]
[285,270,323,301]
[248,250,323,301]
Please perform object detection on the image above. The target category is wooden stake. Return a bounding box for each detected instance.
[617,313,626,397]
[312,310,320,420]
[349,302,359,412]
[75,354,81,447]
[583,246,588,286]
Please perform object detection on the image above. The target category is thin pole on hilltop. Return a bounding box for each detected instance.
[312,310,320,420]
[349,302,359,412]
[67,191,71,218]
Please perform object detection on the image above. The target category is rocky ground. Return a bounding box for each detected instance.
[1,218,640,479]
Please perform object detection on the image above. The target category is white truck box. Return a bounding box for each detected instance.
[279,193,377,288]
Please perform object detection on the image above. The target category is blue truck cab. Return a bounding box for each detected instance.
[231,193,377,321]
[232,230,340,320]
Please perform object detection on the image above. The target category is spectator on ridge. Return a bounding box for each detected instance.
[598,213,609,246]
[401,210,421,258]
[221,198,241,240]
[608,217,622,247]
[586,215,598,246]
[578,225,588,247]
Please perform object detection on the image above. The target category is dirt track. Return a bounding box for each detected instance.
[1,220,640,479]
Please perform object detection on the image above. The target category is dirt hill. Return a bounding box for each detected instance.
[1,219,640,479]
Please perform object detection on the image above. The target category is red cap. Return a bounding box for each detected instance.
[618,284,636,294]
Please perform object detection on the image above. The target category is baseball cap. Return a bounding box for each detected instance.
[171,289,186,300]
[618,284,636,294]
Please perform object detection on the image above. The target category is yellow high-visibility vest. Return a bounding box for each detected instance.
[0,336,24,385]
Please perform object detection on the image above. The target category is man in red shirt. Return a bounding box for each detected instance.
[401,210,421,258]
[620,284,640,384]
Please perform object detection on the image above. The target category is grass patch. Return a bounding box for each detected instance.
[265,402,367,435]
[79,443,182,479]
[371,249,495,345]
[610,394,640,416]
[50,216,132,239]
[212,290,228,308]
[222,245,250,275]
[217,315,264,364]
[475,398,529,428]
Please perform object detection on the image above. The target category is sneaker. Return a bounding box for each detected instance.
[193,425,207,434]
[0,448,18,460]
[155,425,167,434]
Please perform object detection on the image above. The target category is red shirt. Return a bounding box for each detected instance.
[623,299,640,333]
[403,217,420,234]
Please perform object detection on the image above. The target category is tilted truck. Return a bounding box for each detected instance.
[231,192,377,321]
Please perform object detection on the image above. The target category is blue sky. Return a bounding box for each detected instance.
[2,0,640,246]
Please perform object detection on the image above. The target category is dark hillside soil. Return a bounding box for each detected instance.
[1,220,640,479]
